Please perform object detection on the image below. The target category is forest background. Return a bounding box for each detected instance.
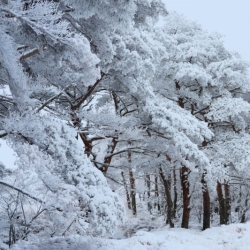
[1,1,250,249]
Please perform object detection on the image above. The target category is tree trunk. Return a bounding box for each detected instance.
[121,171,131,210]
[155,175,160,211]
[224,183,231,225]
[129,169,136,215]
[181,166,190,229]
[128,143,136,215]
[241,196,248,223]
[146,174,152,212]
[201,172,210,230]
[102,136,118,173]
[217,181,226,225]
[173,166,178,218]
[160,168,174,228]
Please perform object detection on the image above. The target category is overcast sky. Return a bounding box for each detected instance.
[163,0,250,62]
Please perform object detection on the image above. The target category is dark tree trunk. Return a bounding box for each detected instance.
[102,136,118,173]
[128,143,136,215]
[129,169,136,215]
[155,175,161,211]
[224,183,231,225]
[241,197,248,223]
[146,174,152,212]
[201,172,210,230]
[121,171,131,210]
[173,166,178,218]
[160,168,174,228]
[181,166,190,229]
[217,181,226,225]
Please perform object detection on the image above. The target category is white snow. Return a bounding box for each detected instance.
[96,222,250,250]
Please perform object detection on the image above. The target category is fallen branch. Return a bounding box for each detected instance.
[19,48,39,61]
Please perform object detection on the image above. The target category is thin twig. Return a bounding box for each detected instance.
[36,84,73,113]
[0,181,44,203]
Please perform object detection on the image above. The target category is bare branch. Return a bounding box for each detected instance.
[193,105,210,115]
[19,48,39,61]
[0,78,8,83]
[62,218,76,236]
[71,72,105,110]
[36,84,73,113]
[0,130,8,138]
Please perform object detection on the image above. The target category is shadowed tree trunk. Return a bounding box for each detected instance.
[155,175,161,211]
[201,172,210,230]
[121,171,131,210]
[217,181,226,225]
[129,169,136,215]
[181,166,190,229]
[160,168,174,228]
[128,146,136,216]
[173,166,178,218]
[146,174,152,212]
[224,182,231,225]
[102,136,118,173]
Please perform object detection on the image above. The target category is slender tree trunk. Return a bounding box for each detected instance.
[173,166,178,218]
[201,172,210,230]
[155,175,160,211]
[129,169,136,215]
[128,144,136,215]
[146,174,152,212]
[224,183,231,224]
[217,181,226,225]
[181,166,190,229]
[241,197,248,223]
[102,136,118,173]
[121,171,131,210]
[160,168,174,228]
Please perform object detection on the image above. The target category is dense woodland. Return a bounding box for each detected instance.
[1,0,250,249]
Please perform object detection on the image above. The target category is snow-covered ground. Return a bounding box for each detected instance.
[96,223,250,250]
[9,222,250,250]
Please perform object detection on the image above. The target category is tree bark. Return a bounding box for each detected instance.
[217,181,226,225]
[102,136,118,173]
[224,183,231,225]
[129,169,136,215]
[201,172,210,230]
[146,174,152,212]
[181,166,190,229]
[160,168,174,228]
[121,171,131,210]
[173,166,178,218]
[155,175,161,211]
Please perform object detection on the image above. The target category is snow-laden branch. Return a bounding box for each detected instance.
[0,180,44,203]
[0,8,68,46]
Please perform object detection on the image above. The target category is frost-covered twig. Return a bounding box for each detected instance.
[62,218,76,236]
[0,8,69,47]
[0,180,44,203]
